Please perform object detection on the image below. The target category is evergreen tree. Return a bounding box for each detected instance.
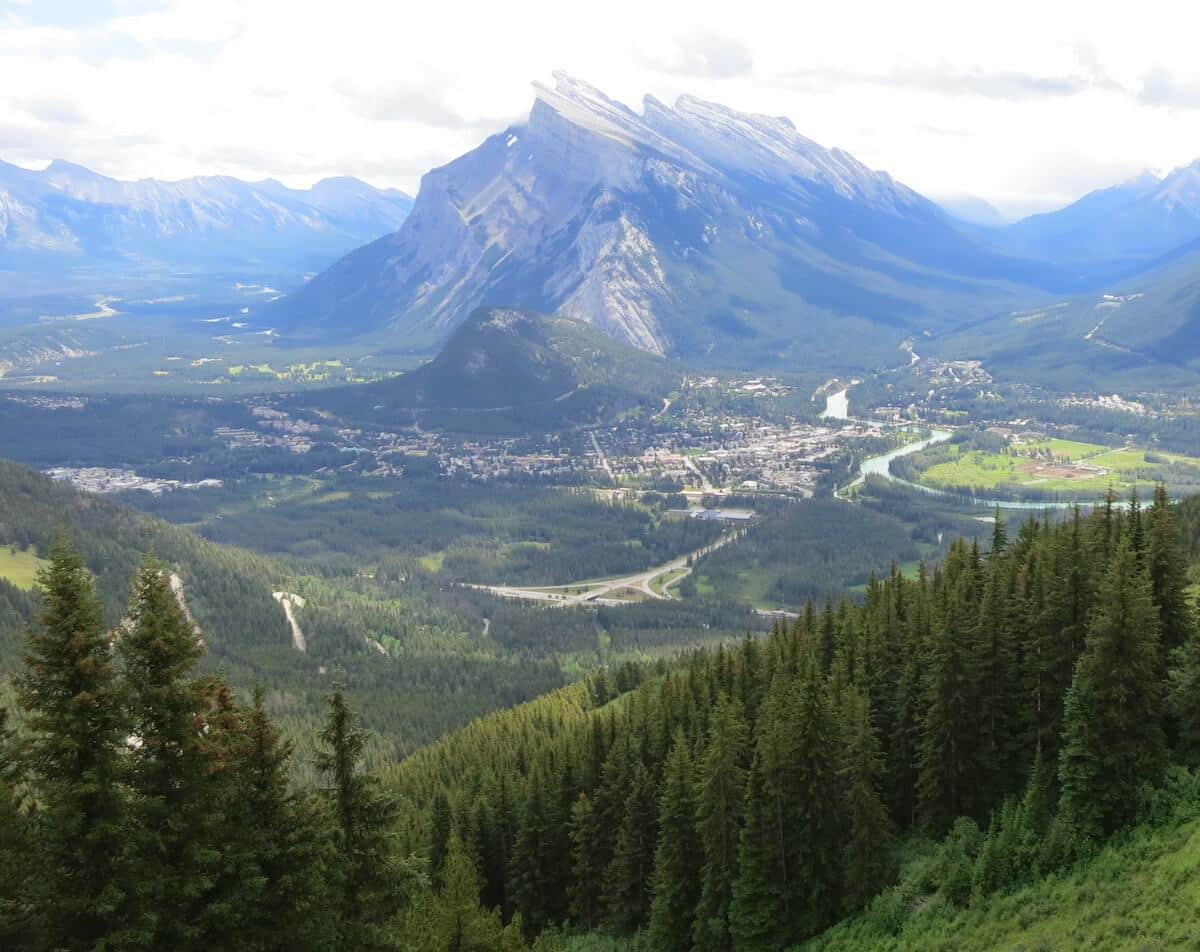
[508,766,568,936]
[1146,485,1193,654]
[693,694,749,952]
[728,745,784,952]
[1169,617,1200,766]
[568,793,602,930]
[974,545,1023,805]
[604,760,658,935]
[429,791,453,889]
[221,685,336,951]
[730,664,841,949]
[318,681,418,949]
[784,662,844,937]
[917,562,978,830]
[407,832,524,952]
[119,562,221,949]
[837,686,893,913]
[18,537,128,948]
[649,732,702,952]
[0,708,36,946]
[1059,538,1167,839]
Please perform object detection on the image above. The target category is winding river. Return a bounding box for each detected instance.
[825,387,1078,511]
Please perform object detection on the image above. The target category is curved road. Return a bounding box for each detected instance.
[470,529,745,607]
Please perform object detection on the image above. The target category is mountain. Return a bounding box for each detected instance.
[302,306,674,431]
[933,236,1200,392]
[934,193,1011,227]
[0,159,413,279]
[272,73,1061,370]
[989,164,1200,267]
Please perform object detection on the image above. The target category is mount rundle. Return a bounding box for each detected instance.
[276,72,1059,365]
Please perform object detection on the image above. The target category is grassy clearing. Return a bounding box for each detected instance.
[920,442,1200,497]
[0,545,47,590]
[312,491,352,504]
[418,552,445,573]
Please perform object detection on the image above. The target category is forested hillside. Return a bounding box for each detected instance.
[381,487,1200,949]
[5,484,1200,948]
[0,459,565,765]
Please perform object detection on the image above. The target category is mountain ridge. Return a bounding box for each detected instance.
[0,158,414,280]
[980,163,1200,267]
[271,73,1067,369]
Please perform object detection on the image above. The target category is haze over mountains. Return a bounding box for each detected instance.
[0,159,413,282]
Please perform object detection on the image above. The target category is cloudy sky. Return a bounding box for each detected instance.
[4,0,1200,217]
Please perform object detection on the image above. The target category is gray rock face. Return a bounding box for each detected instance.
[0,159,413,277]
[274,74,1061,364]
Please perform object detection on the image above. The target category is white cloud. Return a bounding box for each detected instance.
[0,0,1199,217]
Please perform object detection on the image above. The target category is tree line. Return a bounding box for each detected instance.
[386,486,1200,950]
[0,539,530,950]
[6,486,1200,949]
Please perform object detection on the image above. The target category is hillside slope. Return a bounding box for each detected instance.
[933,239,1200,391]
[302,307,675,431]
[804,811,1200,951]
[0,458,562,763]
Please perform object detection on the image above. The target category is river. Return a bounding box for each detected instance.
[826,387,1079,511]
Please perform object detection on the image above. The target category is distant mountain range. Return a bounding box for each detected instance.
[302,306,673,432]
[9,76,1200,386]
[272,73,1090,369]
[933,194,1012,228]
[979,164,1200,268]
[0,159,413,281]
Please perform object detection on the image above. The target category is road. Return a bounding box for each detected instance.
[682,454,714,493]
[470,529,745,607]
[589,431,616,484]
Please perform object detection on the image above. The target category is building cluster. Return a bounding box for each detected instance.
[592,417,847,495]
[212,406,322,453]
[46,467,222,496]
[6,393,87,410]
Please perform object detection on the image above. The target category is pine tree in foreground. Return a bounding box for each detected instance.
[1059,537,1167,840]
[18,537,128,948]
[568,792,602,931]
[604,760,659,935]
[1169,615,1200,766]
[648,731,702,952]
[119,562,222,949]
[318,680,420,950]
[837,685,894,913]
[693,694,750,952]
[221,685,336,951]
[409,831,525,952]
[0,708,36,946]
